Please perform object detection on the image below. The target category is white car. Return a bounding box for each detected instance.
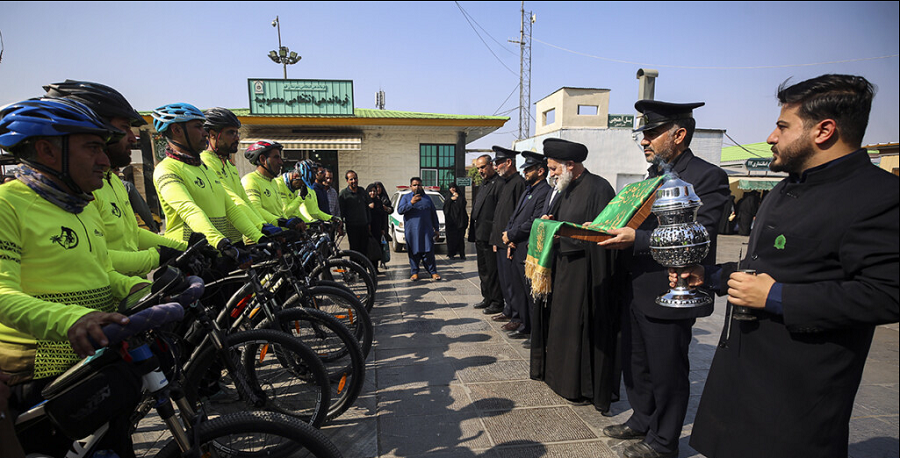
[388,187,446,252]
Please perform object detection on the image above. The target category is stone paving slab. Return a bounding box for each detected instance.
[378,411,493,456]
[481,406,598,443]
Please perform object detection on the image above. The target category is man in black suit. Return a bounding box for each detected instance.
[489,147,525,319]
[600,100,729,458]
[469,154,504,311]
[501,151,551,346]
[679,74,899,458]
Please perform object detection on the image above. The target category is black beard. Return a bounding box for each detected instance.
[769,140,815,173]
[106,143,134,168]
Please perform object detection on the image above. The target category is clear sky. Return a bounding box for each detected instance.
[1,1,897,152]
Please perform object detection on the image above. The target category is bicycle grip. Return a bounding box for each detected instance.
[99,302,185,347]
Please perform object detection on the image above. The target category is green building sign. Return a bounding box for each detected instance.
[608,114,635,128]
[248,79,354,116]
[746,157,772,170]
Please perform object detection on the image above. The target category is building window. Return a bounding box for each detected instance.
[577,105,598,115]
[543,108,556,126]
[420,144,455,189]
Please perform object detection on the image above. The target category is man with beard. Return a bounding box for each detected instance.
[530,138,619,413]
[502,151,551,345]
[200,108,282,238]
[599,100,728,458]
[489,147,525,322]
[675,75,898,458]
[468,154,504,313]
[241,141,304,231]
[44,80,187,277]
[313,166,331,215]
[339,170,372,255]
[152,103,270,260]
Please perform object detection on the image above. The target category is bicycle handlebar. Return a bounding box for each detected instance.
[99,302,185,348]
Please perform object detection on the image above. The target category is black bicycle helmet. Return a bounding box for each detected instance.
[43,80,146,127]
[203,107,241,132]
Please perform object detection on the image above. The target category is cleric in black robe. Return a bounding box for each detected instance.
[679,75,899,458]
[529,138,620,413]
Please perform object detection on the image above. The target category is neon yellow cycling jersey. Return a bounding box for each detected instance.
[242,170,286,222]
[93,171,186,276]
[0,180,149,383]
[154,157,264,248]
[200,151,272,226]
[273,178,333,223]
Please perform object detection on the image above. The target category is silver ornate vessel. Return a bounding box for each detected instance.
[649,176,713,308]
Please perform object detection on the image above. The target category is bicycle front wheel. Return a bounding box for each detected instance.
[257,307,365,422]
[154,410,343,458]
[183,329,331,428]
[311,259,375,312]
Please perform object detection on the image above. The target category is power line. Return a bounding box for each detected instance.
[533,37,899,70]
[724,132,767,158]
[455,2,516,56]
[492,83,520,116]
[454,2,517,75]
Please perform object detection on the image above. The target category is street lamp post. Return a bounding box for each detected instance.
[268,16,301,79]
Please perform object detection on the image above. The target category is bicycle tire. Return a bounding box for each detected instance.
[257,308,365,422]
[283,285,373,359]
[310,259,375,312]
[154,410,343,458]
[183,328,331,428]
[335,249,378,290]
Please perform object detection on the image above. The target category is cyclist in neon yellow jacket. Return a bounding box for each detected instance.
[274,160,337,224]
[151,103,282,255]
[241,140,305,232]
[0,98,149,388]
[44,80,186,277]
[199,108,273,232]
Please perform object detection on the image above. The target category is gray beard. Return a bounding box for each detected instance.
[555,168,573,192]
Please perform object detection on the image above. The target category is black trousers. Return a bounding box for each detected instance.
[622,306,694,453]
[496,249,516,317]
[511,244,533,332]
[346,224,369,255]
[475,241,503,306]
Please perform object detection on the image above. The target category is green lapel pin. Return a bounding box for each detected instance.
[774,234,786,250]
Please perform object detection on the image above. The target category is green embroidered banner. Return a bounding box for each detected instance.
[524,176,664,296]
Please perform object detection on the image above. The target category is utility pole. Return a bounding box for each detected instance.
[509,2,534,140]
[268,16,301,79]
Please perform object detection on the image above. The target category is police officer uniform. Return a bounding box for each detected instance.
[504,151,551,339]
[605,101,729,458]
[489,146,525,318]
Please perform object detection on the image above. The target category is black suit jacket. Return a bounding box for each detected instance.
[468,174,502,242]
[505,179,551,246]
[490,173,526,247]
[625,148,730,320]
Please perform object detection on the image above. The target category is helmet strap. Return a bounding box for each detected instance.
[21,137,87,196]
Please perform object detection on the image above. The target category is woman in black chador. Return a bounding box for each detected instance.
[443,183,468,259]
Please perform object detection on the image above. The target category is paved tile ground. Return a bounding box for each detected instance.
[135,235,899,457]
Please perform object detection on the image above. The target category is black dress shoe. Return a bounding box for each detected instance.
[508,330,529,339]
[473,300,489,309]
[623,442,677,458]
[521,338,531,348]
[482,304,503,314]
[602,424,646,439]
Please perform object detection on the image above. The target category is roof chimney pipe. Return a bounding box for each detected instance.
[636,68,659,101]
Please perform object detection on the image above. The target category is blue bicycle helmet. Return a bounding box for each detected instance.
[295,159,318,190]
[0,97,122,149]
[0,97,123,195]
[151,103,205,133]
